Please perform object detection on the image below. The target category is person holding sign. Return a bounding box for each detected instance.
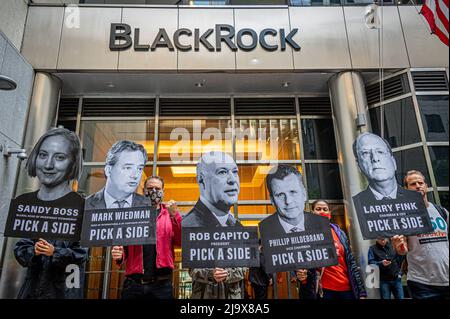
[248,240,272,299]
[391,170,449,300]
[352,132,432,239]
[111,175,182,299]
[13,128,87,299]
[259,165,339,298]
[309,200,367,300]
[84,141,154,296]
[182,151,246,299]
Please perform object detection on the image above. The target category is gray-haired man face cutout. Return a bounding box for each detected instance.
[198,152,240,212]
[355,133,397,186]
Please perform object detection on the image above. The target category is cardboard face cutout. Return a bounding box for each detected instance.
[182,151,240,228]
[181,151,259,268]
[352,132,433,239]
[259,164,338,273]
[5,128,84,241]
[80,140,156,247]
[199,151,240,213]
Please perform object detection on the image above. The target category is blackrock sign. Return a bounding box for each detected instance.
[109,23,301,52]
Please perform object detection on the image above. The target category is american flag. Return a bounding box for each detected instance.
[421,0,449,46]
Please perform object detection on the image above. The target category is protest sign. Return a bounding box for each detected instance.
[5,193,84,241]
[259,213,338,273]
[80,206,156,247]
[182,226,259,268]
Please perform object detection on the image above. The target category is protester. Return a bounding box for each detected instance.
[14,128,87,299]
[182,151,246,299]
[309,200,367,299]
[391,170,449,299]
[110,173,182,299]
[259,164,323,299]
[248,240,272,299]
[368,238,404,299]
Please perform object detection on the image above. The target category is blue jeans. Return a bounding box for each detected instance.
[407,280,450,300]
[380,278,404,299]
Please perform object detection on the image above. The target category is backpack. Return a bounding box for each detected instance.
[435,205,449,223]
[433,204,449,237]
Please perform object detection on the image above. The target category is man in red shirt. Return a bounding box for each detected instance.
[111,175,182,299]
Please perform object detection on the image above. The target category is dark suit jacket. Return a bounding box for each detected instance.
[182,199,241,228]
[85,187,149,209]
[258,211,322,235]
[352,184,417,204]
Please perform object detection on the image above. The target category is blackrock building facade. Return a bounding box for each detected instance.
[0,1,448,300]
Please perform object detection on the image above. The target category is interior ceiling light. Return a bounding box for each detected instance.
[106,82,115,88]
[282,81,290,88]
[0,75,17,91]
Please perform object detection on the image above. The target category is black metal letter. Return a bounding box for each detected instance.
[237,28,258,51]
[109,23,132,51]
[150,28,175,51]
[280,28,300,51]
[215,24,237,52]
[174,28,192,51]
[194,28,214,52]
[259,28,278,51]
[134,28,149,51]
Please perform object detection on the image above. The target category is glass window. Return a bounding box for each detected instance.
[235,118,300,161]
[177,205,194,215]
[429,146,449,187]
[301,119,337,160]
[369,107,381,137]
[77,166,106,197]
[230,0,287,4]
[56,120,77,132]
[329,204,346,232]
[343,0,383,4]
[80,120,155,163]
[158,119,232,161]
[186,0,228,4]
[237,205,275,216]
[426,191,435,203]
[85,258,105,299]
[393,147,430,186]
[107,266,125,299]
[290,0,342,5]
[305,163,343,200]
[417,95,449,142]
[384,98,421,148]
[439,192,449,211]
[157,165,200,202]
[398,0,424,4]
